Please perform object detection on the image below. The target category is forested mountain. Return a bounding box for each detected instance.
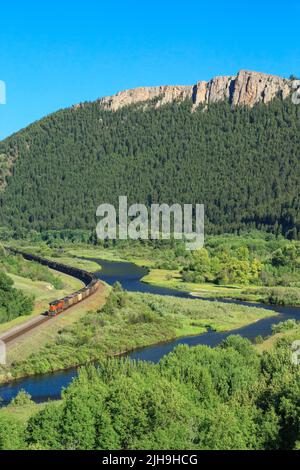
[0,91,300,237]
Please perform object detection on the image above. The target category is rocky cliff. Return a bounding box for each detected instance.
[97,70,297,110]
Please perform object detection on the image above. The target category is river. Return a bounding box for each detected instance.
[1,258,299,405]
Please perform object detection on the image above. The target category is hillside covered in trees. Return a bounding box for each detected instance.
[0,97,299,237]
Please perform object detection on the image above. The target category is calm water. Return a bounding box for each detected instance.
[1,258,299,406]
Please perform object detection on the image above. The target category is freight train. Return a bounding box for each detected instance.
[48,278,99,316]
[6,247,101,316]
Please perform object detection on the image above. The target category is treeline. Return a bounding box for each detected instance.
[0,272,33,323]
[4,228,300,287]
[1,336,299,449]
[182,234,300,286]
[0,97,299,237]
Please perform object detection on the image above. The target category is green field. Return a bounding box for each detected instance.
[142,268,258,299]
[66,246,154,267]
[142,268,300,306]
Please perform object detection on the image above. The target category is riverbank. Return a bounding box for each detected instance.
[142,269,300,307]
[62,245,300,307]
[63,248,274,305]
[142,268,258,299]
[0,286,277,386]
[8,237,300,307]
[2,338,299,451]
[5,242,102,272]
[0,400,49,423]
[255,321,300,352]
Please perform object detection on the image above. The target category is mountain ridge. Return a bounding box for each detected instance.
[93,70,296,111]
[0,70,299,237]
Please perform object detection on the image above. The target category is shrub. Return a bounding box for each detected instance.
[8,390,33,407]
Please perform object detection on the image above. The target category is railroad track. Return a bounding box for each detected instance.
[0,247,102,345]
[0,315,50,345]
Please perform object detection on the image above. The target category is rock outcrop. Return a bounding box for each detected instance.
[99,85,193,111]
[231,70,292,107]
[95,70,298,111]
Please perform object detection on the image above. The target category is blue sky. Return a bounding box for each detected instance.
[0,0,300,140]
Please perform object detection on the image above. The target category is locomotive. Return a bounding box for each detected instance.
[48,279,100,316]
[6,246,101,316]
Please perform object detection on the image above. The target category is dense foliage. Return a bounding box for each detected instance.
[1,336,299,450]
[4,229,300,288]
[0,98,299,237]
[182,233,300,286]
[0,271,33,323]
[1,285,272,380]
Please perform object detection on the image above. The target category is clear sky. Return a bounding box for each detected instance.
[0,0,300,140]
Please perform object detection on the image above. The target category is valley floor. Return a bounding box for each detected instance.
[0,285,275,384]
[0,241,299,452]
[61,245,300,307]
[0,239,299,386]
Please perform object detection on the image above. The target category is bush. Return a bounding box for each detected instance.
[0,271,34,323]
[272,319,299,334]
[253,335,264,344]
[8,390,33,407]
[0,415,26,450]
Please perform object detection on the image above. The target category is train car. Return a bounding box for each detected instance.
[82,289,89,299]
[47,283,100,316]
[67,294,77,306]
[48,304,58,316]
[48,299,65,316]
[5,247,101,317]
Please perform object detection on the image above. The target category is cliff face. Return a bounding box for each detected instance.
[99,85,193,111]
[97,70,296,110]
[231,70,292,106]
